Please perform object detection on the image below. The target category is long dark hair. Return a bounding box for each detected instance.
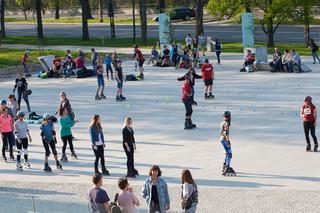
[182,169,195,185]
[89,115,102,131]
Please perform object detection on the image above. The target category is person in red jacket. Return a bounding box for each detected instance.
[300,96,318,152]
[201,59,215,99]
[182,79,196,130]
[133,45,145,79]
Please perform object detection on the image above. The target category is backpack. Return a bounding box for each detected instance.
[109,193,122,213]
[181,184,198,210]
[125,74,138,81]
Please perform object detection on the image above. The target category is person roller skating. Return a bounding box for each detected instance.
[220,111,236,176]
[182,79,196,130]
[115,60,126,102]
[14,111,32,171]
[40,113,63,172]
[201,59,215,99]
[300,96,318,152]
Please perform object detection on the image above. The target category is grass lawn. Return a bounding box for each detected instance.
[0,48,121,69]
[5,17,155,25]
[1,36,158,49]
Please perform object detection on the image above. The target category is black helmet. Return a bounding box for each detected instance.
[223,111,231,117]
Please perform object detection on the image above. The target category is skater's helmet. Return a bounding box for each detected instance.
[223,111,231,118]
[304,96,312,102]
[16,111,25,118]
[1,99,6,105]
[43,113,51,120]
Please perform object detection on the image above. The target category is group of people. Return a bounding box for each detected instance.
[86,166,198,213]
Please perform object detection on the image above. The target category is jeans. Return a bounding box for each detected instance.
[93,145,106,171]
[123,143,135,173]
[221,139,232,167]
[303,121,318,146]
[312,51,320,63]
[216,51,221,64]
[185,205,197,213]
[288,61,301,72]
[61,134,74,154]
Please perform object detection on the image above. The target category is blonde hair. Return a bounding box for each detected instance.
[124,117,132,128]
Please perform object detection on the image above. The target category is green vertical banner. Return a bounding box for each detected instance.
[159,13,171,45]
[242,13,254,48]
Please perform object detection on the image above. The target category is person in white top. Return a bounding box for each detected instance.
[14,111,32,171]
[181,169,198,213]
[185,34,193,50]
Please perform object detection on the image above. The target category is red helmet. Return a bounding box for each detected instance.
[304,96,312,102]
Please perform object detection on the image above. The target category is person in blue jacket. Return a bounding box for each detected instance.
[142,165,170,213]
[103,53,114,80]
[89,114,110,176]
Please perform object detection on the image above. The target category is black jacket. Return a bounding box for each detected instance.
[14,78,28,90]
[177,71,202,86]
[122,127,135,145]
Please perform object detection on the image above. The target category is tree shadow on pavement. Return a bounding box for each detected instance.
[236,172,320,182]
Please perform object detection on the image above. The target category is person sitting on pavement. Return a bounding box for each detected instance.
[52,55,63,77]
[63,56,76,76]
[243,49,255,67]
[148,46,159,66]
[269,48,282,72]
[282,49,291,72]
[161,45,171,67]
[289,49,302,73]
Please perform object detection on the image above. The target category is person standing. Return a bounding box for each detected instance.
[170,42,179,67]
[86,173,110,213]
[115,60,126,102]
[309,38,320,64]
[95,59,106,100]
[117,177,140,213]
[0,108,15,162]
[91,48,98,69]
[177,68,202,106]
[182,79,196,130]
[185,34,193,50]
[22,50,31,77]
[14,111,32,171]
[40,113,63,172]
[59,107,79,162]
[201,59,214,99]
[58,91,75,121]
[13,73,31,112]
[198,32,206,56]
[220,111,236,176]
[122,117,139,178]
[181,170,198,213]
[133,45,145,79]
[103,53,114,80]
[300,96,318,152]
[142,165,170,213]
[7,94,18,121]
[89,115,110,175]
[215,38,222,64]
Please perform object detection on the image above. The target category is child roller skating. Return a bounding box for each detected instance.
[201,59,215,99]
[40,113,63,172]
[95,59,106,100]
[182,79,196,129]
[220,111,236,176]
[300,96,318,152]
[14,111,32,171]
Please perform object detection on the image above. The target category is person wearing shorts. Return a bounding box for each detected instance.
[201,59,215,99]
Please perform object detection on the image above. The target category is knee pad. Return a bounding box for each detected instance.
[17,149,22,156]
[23,149,28,155]
[52,148,57,156]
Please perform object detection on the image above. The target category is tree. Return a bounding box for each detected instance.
[79,0,89,40]
[98,0,103,23]
[139,0,147,42]
[132,0,136,42]
[158,0,165,13]
[193,0,208,36]
[255,0,293,47]
[35,0,44,39]
[85,0,93,19]
[207,0,247,20]
[55,0,60,19]
[0,0,5,38]
[291,0,320,46]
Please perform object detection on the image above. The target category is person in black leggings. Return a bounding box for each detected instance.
[89,115,110,176]
[122,117,138,178]
[13,73,31,112]
[0,108,15,161]
[300,96,318,152]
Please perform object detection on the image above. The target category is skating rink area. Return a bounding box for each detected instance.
[1,54,320,212]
